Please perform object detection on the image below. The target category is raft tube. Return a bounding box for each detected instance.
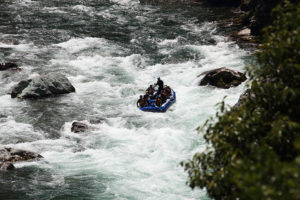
[139,89,176,112]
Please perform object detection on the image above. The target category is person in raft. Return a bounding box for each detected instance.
[154,77,164,95]
[161,86,171,99]
[163,85,171,96]
[146,85,155,96]
[155,96,162,107]
[137,95,148,108]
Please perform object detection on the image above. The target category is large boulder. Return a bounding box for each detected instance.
[199,67,247,89]
[0,62,20,71]
[0,148,43,163]
[11,73,75,98]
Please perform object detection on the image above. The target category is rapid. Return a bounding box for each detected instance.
[0,0,252,199]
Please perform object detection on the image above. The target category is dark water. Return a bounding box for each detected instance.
[0,0,252,199]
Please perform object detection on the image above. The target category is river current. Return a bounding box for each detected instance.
[0,0,252,199]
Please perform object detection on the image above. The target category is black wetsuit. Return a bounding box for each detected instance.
[157,79,164,94]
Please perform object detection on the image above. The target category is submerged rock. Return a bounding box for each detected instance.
[0,63,21,71]
[0,162,15,171]
[11,73,75,99]
[89,118,105,124]
[0,148,43,163]
[71,122,89,133]
[0,39,19,45]
[199,67,246,89]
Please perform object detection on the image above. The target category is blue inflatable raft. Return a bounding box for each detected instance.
[139,89,176,112]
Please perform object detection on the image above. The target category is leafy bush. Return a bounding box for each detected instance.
[182,1,300,199]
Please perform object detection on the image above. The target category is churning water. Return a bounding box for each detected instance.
[0,0,252,199]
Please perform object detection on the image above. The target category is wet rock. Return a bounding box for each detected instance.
[0,148,43,163]
[233,88,256,110]
[237,28,251,36]
[0,63,21,71]
[231,28,257,45]
[199,67,246,89]
[0,162,15,171]
[229,32,258,49]
[71,122,89,133]
[11,73,75,99]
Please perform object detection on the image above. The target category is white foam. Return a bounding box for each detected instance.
[0,119,44,144]
[72,5,94,13]
[54,37,114,54]
[158,38,179,46]
[0,41,34,51]
[110,0,140,6]
[188,41,246,73]
[42,7,68,14]
[181,21,216,35]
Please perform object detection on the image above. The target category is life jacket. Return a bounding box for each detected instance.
[155,98,161,107]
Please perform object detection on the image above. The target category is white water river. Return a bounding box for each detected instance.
[0,0,252,199]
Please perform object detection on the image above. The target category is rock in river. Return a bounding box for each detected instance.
[11,73,75,98]
[0,148,43,171]
[0,147,43,163]
[199,67,246,89]
[0,62,20,71]
[71,122,89,133]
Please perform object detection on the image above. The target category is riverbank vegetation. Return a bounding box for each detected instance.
[182,1,300,199]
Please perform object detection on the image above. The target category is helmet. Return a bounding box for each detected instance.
[157,76,160,79]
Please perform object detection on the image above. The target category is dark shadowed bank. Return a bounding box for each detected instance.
[139,0,294,49]
[197,0,300,35]
[182,1,300,199]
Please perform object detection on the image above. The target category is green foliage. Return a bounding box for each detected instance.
[182,1,300,199]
